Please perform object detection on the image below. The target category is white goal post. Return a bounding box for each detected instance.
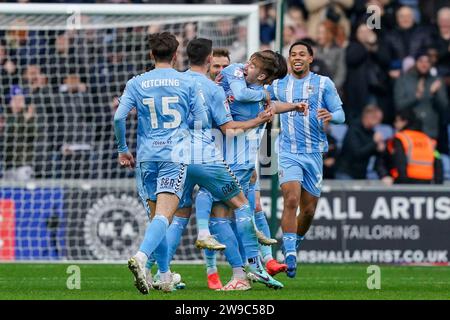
[0,3,260,263]
[0,3,260,59]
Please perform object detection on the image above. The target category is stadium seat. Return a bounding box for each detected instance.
[441,154,450,180]
[374,124,395,140]
[329,124,348,150]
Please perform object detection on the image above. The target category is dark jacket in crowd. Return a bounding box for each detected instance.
[385,25,433,63]
[394,69,449,141]
[343,41,391,123]
[336,122,379,179]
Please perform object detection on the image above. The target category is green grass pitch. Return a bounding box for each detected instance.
[0,263,449,300]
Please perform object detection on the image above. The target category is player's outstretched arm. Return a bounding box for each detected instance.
[270,101,309,115]
[219,110,272,136]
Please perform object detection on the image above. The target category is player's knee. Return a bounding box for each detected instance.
[302,204,317,219]
[284,194,299,211]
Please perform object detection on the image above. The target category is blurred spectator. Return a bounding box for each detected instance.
[0,41,20,106]
[281,10,309,57]
[90,42,135,95]
[427,46,440,77]
[282,22,297,57]
[300,38,333,78]
[179,23,198,69]
[260,4,276,45]
[336,104,385,179]
[303,0,354,42]
[385,6,433,74]
[228,20,247,63]
[286,6,309,40]
[343,23,391,123]
[209,48,230,81]
[419,0,449,26]
[376,109,444,184]
[350,0,399,37]
[4,18,46,70]
[393,51,449,151]
[431,7,450,93]
[47,31,81,92]
[53,73,95,178]
[3,85,36,181]
[315,20,347,92]
[22,64,49,96]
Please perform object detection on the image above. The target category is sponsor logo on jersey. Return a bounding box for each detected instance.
[233,68,244,79]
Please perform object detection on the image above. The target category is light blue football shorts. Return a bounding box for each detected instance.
[178,161,242,208]
[137,161,187,202]
[278,152,323,197]
[135,164,151,218]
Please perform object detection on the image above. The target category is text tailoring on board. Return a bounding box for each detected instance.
[293,196,450,220]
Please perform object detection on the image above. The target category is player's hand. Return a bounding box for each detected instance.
[118,152,135,169]
[317,108,332,122]
[258,108,273,123]
[295,102,309,116]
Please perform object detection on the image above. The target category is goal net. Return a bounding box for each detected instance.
[0,3,260,262]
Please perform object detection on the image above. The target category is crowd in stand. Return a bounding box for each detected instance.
[0,0,449,183]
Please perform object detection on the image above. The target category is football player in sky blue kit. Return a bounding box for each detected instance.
[131,40,281,292]
[114,32,210,294]
[170,38,279,291]
[221,54,292,277]
[176,39,289,291]
[196,50,308,287]
[267,40,346,278]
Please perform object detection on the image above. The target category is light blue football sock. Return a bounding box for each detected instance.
[230,216,246,262]
[138,215,169,258]
[153,235,169,273]
[296,234,305,250]
[234,204,259,263]
[195,189,213,236]
[247,183,260,242]
[167,215,190,262]
[248,183,256,212]
[209,217,244,268]
[255,211,273,261]
[204,249,217,274]
[282,232,297,257]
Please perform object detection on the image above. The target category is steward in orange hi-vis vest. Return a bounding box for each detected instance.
[387,129,435,181]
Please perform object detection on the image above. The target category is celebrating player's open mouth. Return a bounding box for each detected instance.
[292,61,304,73]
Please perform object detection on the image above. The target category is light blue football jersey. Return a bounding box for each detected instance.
[114,68,208,163]
[268,72,344,154]
[220,63,266,171]
[185,70,232,163]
